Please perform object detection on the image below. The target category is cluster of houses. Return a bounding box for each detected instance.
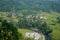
[11,13,47,21]
[26,15,47,20]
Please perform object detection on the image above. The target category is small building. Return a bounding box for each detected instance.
[26,15,32,19]
[12,13,16,18]
[40,16,47,20]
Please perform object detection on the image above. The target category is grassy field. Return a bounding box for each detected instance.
[18,28,32,36]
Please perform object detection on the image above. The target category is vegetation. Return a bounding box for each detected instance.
[0,0,60,12]
[18,29,32,36]
[0,11,60,40]
[0,17,23,40]
[0,0,60,40]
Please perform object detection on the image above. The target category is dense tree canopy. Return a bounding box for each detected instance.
[0,0,60,13]
[0,18,20,40]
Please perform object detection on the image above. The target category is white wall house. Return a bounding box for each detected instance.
[40,16,47,20]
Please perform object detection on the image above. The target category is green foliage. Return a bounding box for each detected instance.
[18,33,24,40]
[0,11,60,40]
[57,17,60,23]
[25,38,34,40]
[18,18,52,40]
[51,30,60,40]
[0,0,60,12]
[0,18,19,40]
[18,29,32,36]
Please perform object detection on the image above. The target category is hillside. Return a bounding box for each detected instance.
[0,0,60,12]
[0,0,60,40]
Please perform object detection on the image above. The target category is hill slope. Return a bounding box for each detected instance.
[0,0,60,12]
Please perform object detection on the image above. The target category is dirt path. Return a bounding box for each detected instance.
[41,35,45,40]
[25,32,45,40]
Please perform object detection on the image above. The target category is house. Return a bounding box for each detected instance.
[12,13,16,18]
[40,16,47,20]
[26,15,32,19]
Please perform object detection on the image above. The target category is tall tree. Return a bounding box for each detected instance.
[0,18,19,40]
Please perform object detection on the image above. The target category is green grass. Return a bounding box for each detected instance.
[50,23,60,40]
[51,29,60,40]
[18,28,32,36]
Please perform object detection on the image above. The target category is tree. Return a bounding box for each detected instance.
[57,17,60,23]
[0,18,20,40]
[38,22,52,40]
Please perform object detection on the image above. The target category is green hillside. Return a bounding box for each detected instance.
[0,0,60,40]
[0,0,60,12]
